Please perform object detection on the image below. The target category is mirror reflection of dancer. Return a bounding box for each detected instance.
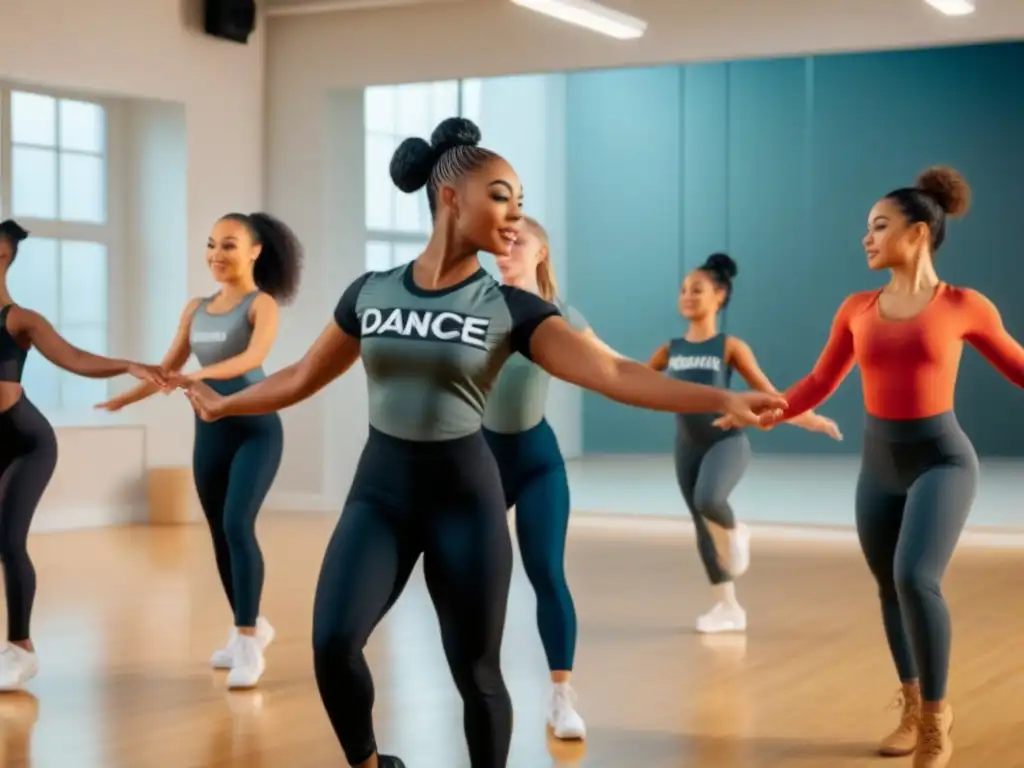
[649,253,841,635]
[97,213,303,690]
[180,117,786,768]
[718,167,1024,768]
[0,220,166,691]
[484,216,621,741]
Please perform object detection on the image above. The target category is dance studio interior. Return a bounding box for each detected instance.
[0,0,1022,765]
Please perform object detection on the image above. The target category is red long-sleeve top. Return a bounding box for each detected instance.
[782,284,1024,421]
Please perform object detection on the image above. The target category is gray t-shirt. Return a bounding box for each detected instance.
[482,298,589,434]
[665,333,735,443]
[189,292,266,387]
[334,264,561,442]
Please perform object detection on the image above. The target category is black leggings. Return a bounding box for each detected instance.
[856,411,977,702]
[193,410,282,628]
[0,396,57,643]
[312,427,513,768]
[673,433,751,585]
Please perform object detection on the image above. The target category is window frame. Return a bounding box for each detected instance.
[0,82,124,411]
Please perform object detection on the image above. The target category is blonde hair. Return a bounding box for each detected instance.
[523,216,559,302]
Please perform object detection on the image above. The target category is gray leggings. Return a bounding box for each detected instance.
[856,411,978,702]
[673,433,751,585]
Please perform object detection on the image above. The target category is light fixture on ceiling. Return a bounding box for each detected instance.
[510,0,648,40]
[923,0,976,16]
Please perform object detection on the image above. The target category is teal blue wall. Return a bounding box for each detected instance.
[567,42,1024,456]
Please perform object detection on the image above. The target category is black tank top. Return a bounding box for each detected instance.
[0,305,28,383]
[665,333,736,444]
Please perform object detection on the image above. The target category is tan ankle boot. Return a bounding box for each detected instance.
[913,705,953,768]
[878,687,921,756]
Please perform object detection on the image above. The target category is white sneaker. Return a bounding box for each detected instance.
[729,523,751,578]
[0,645,38,692]
[548,682,586,740]
[210,617,275,669]
[226,635,265,690]
[695,602,747,634]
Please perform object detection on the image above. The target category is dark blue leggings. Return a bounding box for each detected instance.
[484,419,576,672]
[193,408,282,628]
[856,412,977,702]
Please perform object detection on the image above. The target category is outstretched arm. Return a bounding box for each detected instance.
[525,316,785,423]
[194,322,360,418]
[962,289,1024,388]
[12,307,165,385]
[726,337,841,438]
[773,296,859,423]
[185,293,279,382]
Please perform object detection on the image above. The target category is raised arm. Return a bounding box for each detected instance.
[10,306,166,386]
[186,293,279,382]
[186,275,369,420]
[505,291,786,425]
[97,298,199,410]
[647,343,670,371]
[726,336,841,438]
[775,296,859,423]
[962,289,1024,388]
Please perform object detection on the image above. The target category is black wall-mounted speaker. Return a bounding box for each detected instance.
[204,0,257,44]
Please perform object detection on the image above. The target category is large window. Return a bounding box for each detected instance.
[1,87,113,410]
[363,79,482,272]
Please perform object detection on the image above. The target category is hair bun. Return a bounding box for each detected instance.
[430,116,482,155]
[702,252,738,280]
[916,166,971,218]
[390,137,436,194]
[0,219,29,242]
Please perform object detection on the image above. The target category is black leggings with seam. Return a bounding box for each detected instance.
[312,426,513,768]
[856,411,977,702]
[0,395,57,643]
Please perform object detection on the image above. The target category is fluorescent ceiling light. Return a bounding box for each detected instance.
[923,0,975,16]
[510,0,647,40]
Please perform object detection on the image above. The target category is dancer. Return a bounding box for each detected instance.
[0,219,166,691]
[716,166,1024,768]
[484,215,616,741]
[180,117,786,768]
[649,252,841,635]
[95,213,303,690]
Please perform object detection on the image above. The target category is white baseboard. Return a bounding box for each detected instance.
[32,504,145,534]
[264,491,338,513]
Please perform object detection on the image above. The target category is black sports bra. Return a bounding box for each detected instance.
[0,305,28,383]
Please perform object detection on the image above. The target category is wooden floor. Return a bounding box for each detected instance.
[4,514,1024,768]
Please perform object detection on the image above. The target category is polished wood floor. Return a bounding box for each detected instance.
[3,514,1023,767]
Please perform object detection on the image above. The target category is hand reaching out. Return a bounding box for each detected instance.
[812,414,843,440]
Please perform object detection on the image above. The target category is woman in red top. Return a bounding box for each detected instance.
[717,167,1024,768]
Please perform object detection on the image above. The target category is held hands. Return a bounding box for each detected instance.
[720,391,787,428]
[127,362,170,388]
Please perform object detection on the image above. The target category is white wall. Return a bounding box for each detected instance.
[1,0,270,527]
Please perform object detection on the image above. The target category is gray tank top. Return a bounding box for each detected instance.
[335,264,561,442]
[665,334,735,444]
[189,292,266,387]
[483,298,589,434]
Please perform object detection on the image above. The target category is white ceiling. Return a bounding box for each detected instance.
[265,0,1024,90]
